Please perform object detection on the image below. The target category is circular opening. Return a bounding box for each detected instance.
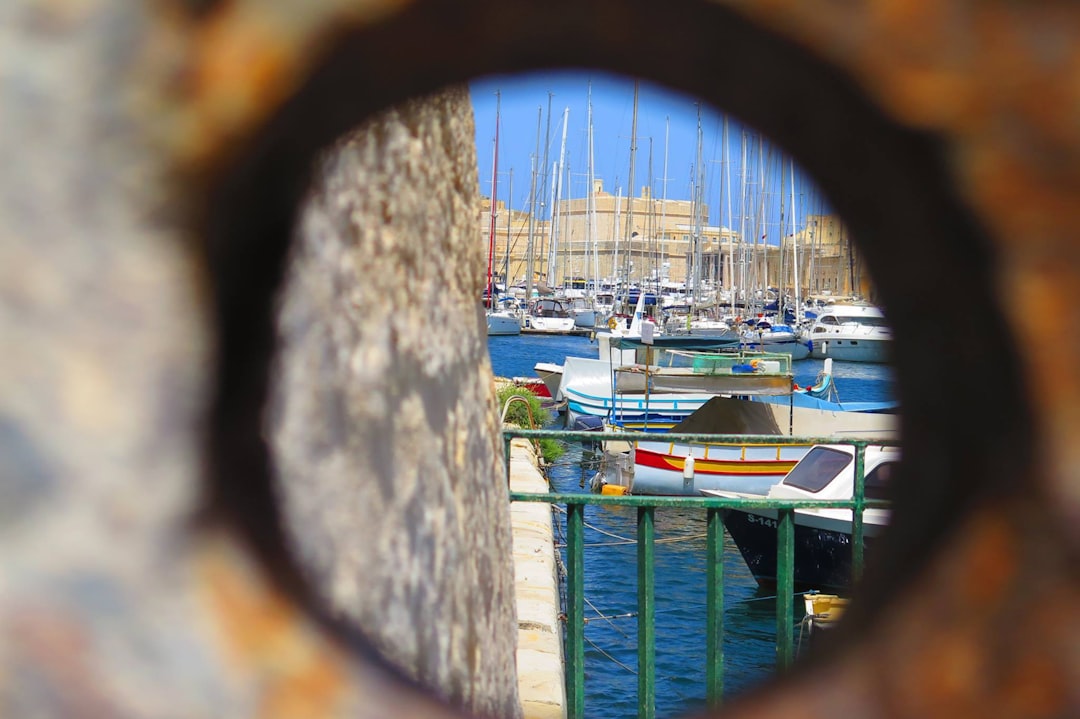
[201,1,1033,714]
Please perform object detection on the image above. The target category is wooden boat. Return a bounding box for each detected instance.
[632,439,812,496]
[598,392,896,495]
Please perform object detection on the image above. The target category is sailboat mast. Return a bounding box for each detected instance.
[660,116,669,285]
[504,167,512,292]
[647,137,655,291]
[565,158,574,285]
[612,187,622,288]
[692,102,705,306]
[779,154,787,318]
[547,106,570,285]
[587,83,600,299]
[738,130,748,314]
[623,81,639,298]
[538,92,553,286]
[485,91,501,306]
[790,156,801,324]
[754,133,765,313]
[525,106,541,304]
[723,115,733,319]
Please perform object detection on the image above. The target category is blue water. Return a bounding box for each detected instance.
[488,334,894,718]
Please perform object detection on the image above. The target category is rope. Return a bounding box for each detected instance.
[796,615,811,657]
[583,611,637,625]
[556,532,708,549]
[584,596,630,638]
[584,635,637,676]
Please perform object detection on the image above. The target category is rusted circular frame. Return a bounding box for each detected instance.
[201,0,1030,660]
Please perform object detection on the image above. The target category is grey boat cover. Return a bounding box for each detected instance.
[668,396,784,436]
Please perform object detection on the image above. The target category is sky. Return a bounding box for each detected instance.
[469,70,832,245]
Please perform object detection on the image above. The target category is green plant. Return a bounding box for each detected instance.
[497,384,548,427]
[497,385,564,464]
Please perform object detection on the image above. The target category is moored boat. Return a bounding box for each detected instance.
[486,309,521,336]
[595,394,897,496]
[632,440,812,496]
[702,443,899,591]
[739,321,812,360]
[560,349,790,431]
[524,298,578,333]
[807,304,891,363]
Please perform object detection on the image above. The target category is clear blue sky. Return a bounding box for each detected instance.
[469,70,830,244]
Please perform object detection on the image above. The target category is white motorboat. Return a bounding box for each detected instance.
[739,321,812,360]
[702,443,900,591]
[807,304,891,363]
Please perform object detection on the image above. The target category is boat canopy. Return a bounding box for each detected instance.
[605,334,741,352]
[614,350,795,396]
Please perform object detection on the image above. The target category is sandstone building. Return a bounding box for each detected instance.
[479,181,871,299]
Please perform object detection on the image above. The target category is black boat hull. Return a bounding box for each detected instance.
[722,508,875,592]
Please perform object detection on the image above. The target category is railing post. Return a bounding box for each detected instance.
[851,443,866,583]
[638,506,656,719]
[706,507,725,706]
[504,432,512,485]
[566,502,585,719]
[776,508,794,670]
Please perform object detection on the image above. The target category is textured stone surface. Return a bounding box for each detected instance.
[0,1,503,716]
[267,86,521,718]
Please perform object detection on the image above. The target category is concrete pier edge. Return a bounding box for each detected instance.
[508,437,566,719]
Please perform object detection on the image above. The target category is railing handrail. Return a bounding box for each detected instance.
[509,491,890,510]
[504,428,902,446]
[503,427,894,719]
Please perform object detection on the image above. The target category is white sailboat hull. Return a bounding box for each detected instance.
[486,312,521,336]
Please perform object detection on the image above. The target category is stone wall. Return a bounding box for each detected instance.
[267,86,521,718]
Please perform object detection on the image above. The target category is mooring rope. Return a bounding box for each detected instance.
[584,635,637,676]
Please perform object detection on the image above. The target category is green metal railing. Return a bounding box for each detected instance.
[505,428,896,719]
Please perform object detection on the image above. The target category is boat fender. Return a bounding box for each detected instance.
[608,316,618,330]
[683,455,695,480]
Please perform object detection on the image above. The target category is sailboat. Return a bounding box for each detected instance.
[485,91,521,337]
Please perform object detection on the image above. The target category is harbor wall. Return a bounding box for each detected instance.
[508,438,567,719]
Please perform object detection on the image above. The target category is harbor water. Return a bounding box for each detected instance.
[488,333,895,718]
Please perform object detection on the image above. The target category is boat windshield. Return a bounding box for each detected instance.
[781,447,852,493]
[864,461,897,500]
